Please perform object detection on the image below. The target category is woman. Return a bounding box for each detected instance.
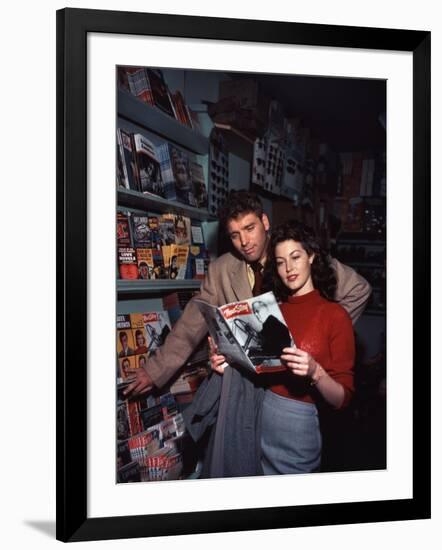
[210,220,355,475]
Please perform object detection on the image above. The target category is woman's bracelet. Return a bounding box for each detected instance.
[310,363,325,386]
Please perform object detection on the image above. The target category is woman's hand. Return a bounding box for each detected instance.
[208,336,228,375]
[280,346,319,379]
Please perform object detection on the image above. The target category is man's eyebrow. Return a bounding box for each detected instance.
[244,222,255,228]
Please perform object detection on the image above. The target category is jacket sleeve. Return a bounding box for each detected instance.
[144,258,221,389]
[331,257,372,324]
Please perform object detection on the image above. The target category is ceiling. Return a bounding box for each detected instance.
[231,72,386,152]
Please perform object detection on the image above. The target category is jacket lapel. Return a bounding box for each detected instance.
[230,258,253,301]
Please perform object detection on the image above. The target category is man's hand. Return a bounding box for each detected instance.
[123,368,154,397]
[208,336,228,375]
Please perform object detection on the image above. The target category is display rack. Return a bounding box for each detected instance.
[116,81,213,483]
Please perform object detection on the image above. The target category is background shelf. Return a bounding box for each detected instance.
[118,89,209,154]
[117,279,202,295]
[117,188,217,221]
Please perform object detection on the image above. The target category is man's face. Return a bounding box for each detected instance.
[227,212,270,264]
[120,333,128,348]
[122,359,130,376]
[136,332,145,347]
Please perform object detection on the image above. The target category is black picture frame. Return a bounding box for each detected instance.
[56,7,431,543]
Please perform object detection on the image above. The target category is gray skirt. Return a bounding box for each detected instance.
[261,390,322,475]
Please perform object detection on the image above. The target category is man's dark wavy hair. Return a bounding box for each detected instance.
[267,220,337,302]
[219,190,264,230]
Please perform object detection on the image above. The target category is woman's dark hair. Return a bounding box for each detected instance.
[267,220,336,301]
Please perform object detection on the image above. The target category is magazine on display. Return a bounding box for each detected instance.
[195,291,294,374]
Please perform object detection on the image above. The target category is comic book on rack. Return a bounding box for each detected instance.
[194,291,294,374]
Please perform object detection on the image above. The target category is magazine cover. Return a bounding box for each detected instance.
[116,211,132,247]
[160,143,196,206]
[131,214,152,248]
[187,245,210,280]
[118,247,138,279]
[136,248,153,280]
[118,355,138,381]
[195,291,294,373]
[170,147,196,206]
[130,313,149,354]
[171,90,192,127]
[190,161,208,208]
[116,128,138,191]
[147,214,162,249]
[168,244,189,279]
[174,214,191,245]
[158,214,176,245]
[126,67,154,105]
[190,220,205,245]
[146,68,176,119]
[142,311,172,356]
[117,326,135,358]
[132,133,164,196]
[151,247,167,279]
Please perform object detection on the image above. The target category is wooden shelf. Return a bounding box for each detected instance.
[118,89,209,154]
[117,279,202,295]
[117,189,217,222]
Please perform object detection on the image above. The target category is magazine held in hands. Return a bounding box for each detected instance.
[195,291,294,374]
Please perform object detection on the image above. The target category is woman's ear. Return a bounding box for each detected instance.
[309,253,315,265]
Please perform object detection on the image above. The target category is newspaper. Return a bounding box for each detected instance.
[195,291,294,374]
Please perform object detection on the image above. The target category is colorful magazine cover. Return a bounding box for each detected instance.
[146,68,176,118]
[131,214,152,248]
[117,211,132,247]
[158,213,176,245]
[126,67,154,105]
[118,247,138,279]
[142,311,172,356]
[118,355,138,381]
[116,128,138,190]
[174,214,191,245]
[132,133,164,197]
[190,161,208,208]
[136,248,153,280]
[117,326,135,358]
[195,291,294,374]
[157,143,196,205]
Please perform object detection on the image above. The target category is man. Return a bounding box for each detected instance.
[120,357,131,379]
[118,331,134,358]
[124,191,371,397]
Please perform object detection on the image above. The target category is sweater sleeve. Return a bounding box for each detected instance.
[325,305,356,408]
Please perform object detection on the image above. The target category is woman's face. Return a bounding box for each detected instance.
[274,239,315,296]
[136,333,145,346]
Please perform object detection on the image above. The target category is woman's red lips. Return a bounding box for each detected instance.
[287,275,298,282]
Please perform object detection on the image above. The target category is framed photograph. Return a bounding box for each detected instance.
[56,8,430,542]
